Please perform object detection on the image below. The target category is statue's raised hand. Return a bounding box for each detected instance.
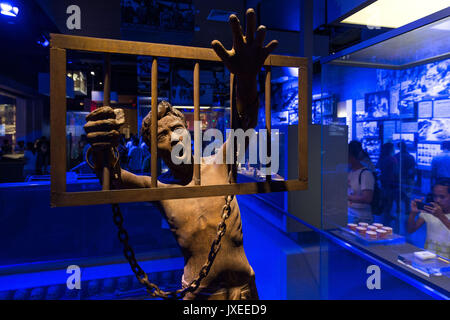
[211,8,278,77]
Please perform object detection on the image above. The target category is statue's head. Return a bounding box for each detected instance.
[141,100,189,162]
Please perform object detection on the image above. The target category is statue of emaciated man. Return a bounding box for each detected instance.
[84,8,278,300]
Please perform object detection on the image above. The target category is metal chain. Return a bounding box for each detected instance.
[102,146,234,300]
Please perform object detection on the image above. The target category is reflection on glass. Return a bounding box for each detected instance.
[0,104,16,154]
[322,50,450,266]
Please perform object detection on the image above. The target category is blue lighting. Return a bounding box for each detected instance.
[37,36,50,48]
[0,2,19,17]
[37,39,49,47]
[286,67,298,77]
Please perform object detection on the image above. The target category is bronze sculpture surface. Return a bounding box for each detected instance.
[84,8,278,300]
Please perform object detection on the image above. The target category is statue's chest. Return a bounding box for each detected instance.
[158,163,230,235]
[160,196,224,232]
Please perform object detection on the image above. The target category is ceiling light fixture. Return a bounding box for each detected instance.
[341,0,450,29]
[0,3,19,17]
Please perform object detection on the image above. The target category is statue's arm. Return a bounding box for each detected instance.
[211,8,278,164]
[118,168,152,189]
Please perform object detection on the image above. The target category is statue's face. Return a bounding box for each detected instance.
[156,114,187,162]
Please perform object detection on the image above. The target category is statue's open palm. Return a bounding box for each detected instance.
[211,9,278,77]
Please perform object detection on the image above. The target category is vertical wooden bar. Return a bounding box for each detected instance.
[50,47,67,200]
[193,62,201,185]
[298,66,308,182]
[151,58,158,188]
[265,67,272,182]
[101,53,111,191]
[229,73,236,183]
[103,54,111,106]
[229,73,235,129]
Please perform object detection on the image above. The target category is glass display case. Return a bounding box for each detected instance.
[318,8,450,297]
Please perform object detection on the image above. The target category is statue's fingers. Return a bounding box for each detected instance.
[84,119,120,134]
[263,40,279,56]
[254,25,266,47]
[211,40,230,63]
[86,130,120,146]
[114,108,125,125]
[245,8,256,44]
[229,14,244,50]
[86,106,115,122]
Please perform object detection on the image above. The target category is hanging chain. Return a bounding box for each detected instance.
[111,194,233,299]
[87,146,235,299]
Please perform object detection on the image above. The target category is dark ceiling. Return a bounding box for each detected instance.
[0,0,388,105]
[0,0,58,91]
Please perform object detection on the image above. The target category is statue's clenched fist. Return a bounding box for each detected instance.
[84,106,125,148]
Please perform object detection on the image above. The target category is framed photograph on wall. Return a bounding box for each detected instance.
[356,121,364,141]
[362,138,381,163]
[418,101,433,118]
[362,121,379,138]
[365,91,389,120]
[383,120,396,143]
[418,119,450,142]
[397,121,418,133]
[392,133,416,152]
[433,99,450,118]
[312,95,335,124]
[395,100,416,119]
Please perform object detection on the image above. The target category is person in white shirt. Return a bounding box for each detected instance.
[408,178,450,259]
[348,141,375,224]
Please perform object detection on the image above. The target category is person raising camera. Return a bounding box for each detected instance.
[407,178,450,259]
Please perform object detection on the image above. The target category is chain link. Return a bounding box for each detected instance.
[106,147,235,300]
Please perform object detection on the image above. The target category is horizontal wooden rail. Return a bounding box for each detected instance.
[52,180,308,207]
[50,34,308,67]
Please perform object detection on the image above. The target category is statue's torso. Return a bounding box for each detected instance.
[158,161,253,289]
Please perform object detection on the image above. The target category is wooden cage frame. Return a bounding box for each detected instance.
[50,34,308,207]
